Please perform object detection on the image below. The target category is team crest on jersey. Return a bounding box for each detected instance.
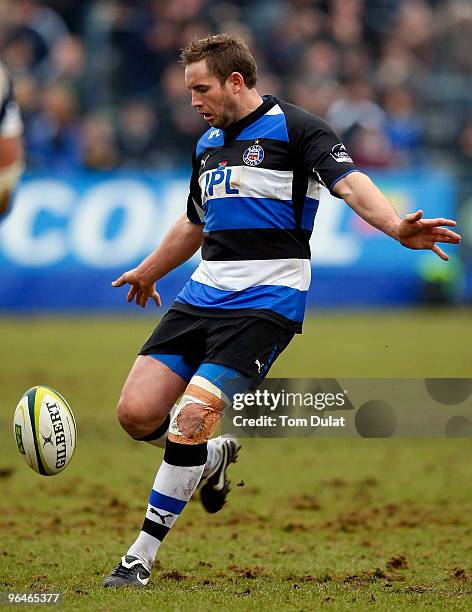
[243,144,264,166]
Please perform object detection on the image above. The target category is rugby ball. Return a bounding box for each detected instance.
[13,386,76,476]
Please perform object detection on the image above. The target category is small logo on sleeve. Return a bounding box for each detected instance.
[330,143,353,163]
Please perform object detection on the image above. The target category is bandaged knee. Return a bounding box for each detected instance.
[168,376,229,445]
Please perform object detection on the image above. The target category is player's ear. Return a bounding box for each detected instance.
[228,71,244,93]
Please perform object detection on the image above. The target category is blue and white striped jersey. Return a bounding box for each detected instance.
[174,95,358,332]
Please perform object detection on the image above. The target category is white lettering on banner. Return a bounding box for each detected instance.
[0,180,74,266]
[310,190,360,265]
[71,180,155,267]
[0,177,362,269]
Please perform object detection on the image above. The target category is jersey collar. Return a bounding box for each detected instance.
[223,95,276,142]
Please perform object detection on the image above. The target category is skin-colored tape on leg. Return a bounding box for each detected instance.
[168,378,227,445]
[185,384,226,412]
[168,402,221,445]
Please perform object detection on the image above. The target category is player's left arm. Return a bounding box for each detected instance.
[333,171,461,261]
[0,134,23,216]
[0,65,24,217]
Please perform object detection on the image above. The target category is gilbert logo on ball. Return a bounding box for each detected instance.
[13,386,77,476]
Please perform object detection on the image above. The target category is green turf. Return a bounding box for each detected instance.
[0,310,471,611]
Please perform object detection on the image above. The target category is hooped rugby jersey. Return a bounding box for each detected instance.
[174,95,358,332]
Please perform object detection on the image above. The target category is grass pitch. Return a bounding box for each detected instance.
[0,309,471,611]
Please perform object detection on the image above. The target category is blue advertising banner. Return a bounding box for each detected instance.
[0,169,457,311]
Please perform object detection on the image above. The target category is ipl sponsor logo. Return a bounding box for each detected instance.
[203,168,239,198]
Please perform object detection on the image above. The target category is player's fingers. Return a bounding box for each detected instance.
[431,229,461,242]
[127,285,137,303]
[111,275,126,287]
[420,218,457,228]
[135,289,142,306]
[432,244,448,261]
[153,291,161,307]
[406,210,423,223]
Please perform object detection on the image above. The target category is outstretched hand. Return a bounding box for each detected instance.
[111,268,161,308]
[397,210,461,261]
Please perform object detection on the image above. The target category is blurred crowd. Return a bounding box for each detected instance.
[1,0,472,173]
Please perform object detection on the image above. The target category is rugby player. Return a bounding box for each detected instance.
[104,34,461,587]
[0,62,23,219]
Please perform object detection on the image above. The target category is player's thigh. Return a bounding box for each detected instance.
[117,355,187,427]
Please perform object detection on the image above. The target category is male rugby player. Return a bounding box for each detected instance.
[104,34,461,587]
[0,62,23,219]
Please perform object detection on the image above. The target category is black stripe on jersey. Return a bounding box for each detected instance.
[202,228,311,261]
[142,517,170,541]
[291,166,310,230]
[198,139,292,176]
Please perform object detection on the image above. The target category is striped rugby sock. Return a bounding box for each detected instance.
[127,439,207,569]
[137,405,220,478]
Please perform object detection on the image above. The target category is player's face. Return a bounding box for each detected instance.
[185,60,240,129]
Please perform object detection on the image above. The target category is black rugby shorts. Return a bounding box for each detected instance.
[139,308,294,379]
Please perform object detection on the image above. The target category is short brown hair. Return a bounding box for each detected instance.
[180,33,257,88]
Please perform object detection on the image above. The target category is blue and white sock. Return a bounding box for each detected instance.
[126,440,207,569]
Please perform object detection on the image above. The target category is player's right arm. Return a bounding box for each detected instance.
[112,213,203,307]
[112,150,205,307]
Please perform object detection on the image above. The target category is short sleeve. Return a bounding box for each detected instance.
[287,106,359,197]
[186,150,205,225]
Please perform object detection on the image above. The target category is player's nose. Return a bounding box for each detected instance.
[191,91,202,108]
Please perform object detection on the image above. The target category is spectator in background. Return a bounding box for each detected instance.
[116,100,160,168]
[302,39,340,85]
[81,111,118,170]
[4,0,69,74]
[326,79,385,139]
[349,125,394,168]
[0,0,471,172]
[42,35,86,95]
[383,86,423,166]
[28,82,81,171]
[158,63,205,166]
[456,113,472,175]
